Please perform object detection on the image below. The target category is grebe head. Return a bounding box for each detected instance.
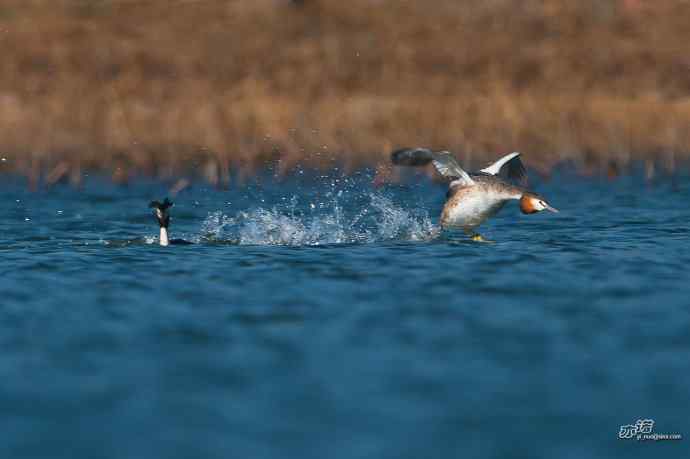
[149,198,173,227]
[519,192,559,214]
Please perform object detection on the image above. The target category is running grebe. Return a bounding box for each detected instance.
[391,148,558,241]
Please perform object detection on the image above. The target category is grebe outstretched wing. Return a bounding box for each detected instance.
[430,151,475,187]
[390,147,474,186]
[479,152,527,185]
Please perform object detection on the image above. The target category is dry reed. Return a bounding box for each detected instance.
[0,0,689,185]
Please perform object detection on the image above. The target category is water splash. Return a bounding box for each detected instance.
[200,193,438,246]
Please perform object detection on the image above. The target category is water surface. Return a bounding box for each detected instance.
[1,170,688,458]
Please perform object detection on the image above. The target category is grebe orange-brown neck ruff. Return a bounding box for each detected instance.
[391,148,558,241]
[519,192,559,215]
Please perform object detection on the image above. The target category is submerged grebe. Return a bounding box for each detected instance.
[149,198,193,246]
[391,148,558,241]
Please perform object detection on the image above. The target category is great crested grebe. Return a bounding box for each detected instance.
[391,148,558,241]
[149,198,193,246]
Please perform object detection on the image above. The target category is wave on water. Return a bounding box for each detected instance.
[199,193,438,246]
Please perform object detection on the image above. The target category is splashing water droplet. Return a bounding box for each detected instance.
[198,192,437,246]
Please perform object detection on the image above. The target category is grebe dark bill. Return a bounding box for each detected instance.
[391,148,558,242]
[148,198,193,246]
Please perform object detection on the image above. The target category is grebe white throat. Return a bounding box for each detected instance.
[159,225,169,247]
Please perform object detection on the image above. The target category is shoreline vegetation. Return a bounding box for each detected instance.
[0,0,689,187]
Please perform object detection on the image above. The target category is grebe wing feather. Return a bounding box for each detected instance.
[479,152,528,185]
[431,151,474,187]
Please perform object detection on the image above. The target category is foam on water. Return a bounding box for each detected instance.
[199,192,437,246]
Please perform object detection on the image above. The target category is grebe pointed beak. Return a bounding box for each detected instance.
[544,203,559,213]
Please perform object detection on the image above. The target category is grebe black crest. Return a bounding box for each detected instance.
[391,148,558,242]
[148,198,193,246]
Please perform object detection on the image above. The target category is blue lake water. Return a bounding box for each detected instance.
[1,169,689,458]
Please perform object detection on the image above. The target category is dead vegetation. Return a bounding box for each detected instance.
[0,0,688,185]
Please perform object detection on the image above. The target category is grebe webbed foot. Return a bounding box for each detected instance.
[470,233,493,243]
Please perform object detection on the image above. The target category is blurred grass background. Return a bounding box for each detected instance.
[0,0,689,186]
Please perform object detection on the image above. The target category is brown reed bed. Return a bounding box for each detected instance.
[0,0,689,186]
